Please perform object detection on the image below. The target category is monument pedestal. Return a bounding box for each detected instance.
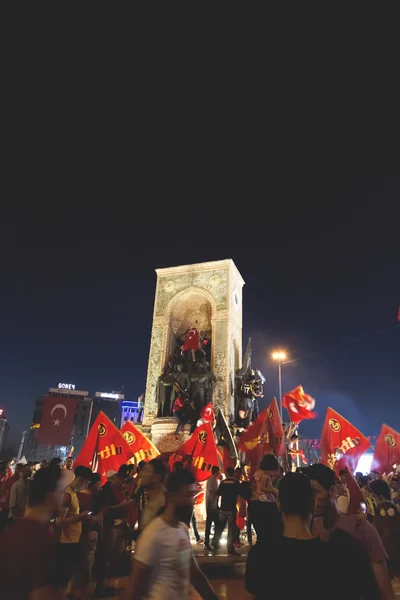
[150,417,191,453]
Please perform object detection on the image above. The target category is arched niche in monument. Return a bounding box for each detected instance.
[165,287,215,369]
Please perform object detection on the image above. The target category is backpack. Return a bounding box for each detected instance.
[329,528,379,600]
[373,501,400,578]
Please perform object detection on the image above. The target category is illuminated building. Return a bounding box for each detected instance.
[91,391,123,429]
[120,399,140,427]
[24,384,91,462]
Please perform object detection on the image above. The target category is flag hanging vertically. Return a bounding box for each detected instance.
[37,396,78,446]
[282,386,317,424]
[170,421,219,482]
[75,411,133,478]
[268,397,285,457]
[372,424,400,474]
[120,421,160,463]
[320,407,370,473]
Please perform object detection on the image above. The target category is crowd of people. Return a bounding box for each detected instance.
[1,453,400,600]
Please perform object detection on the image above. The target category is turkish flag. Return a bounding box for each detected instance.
[170,421,219,482]
[372,424,400,474]
[75,411,133,479]
[200,403,214,422]
[37,396,77,446]
[182,328,201,351]
[282,386,317,424]
[120,421,160,464]
[321,408,370,474]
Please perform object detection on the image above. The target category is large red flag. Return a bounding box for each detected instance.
[170,421,219,482]
[237,406,270,456]
[75,411,133,478]
[237,399,285,459]
[120,421,160,463]
[37,396,77,446]
[282,386,317,424]
[321,408,370,473]
[268,397,285,457]
[372,424,400,474]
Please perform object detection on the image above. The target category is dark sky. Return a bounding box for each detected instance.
[1,5,400,447]
[1,189,399,447]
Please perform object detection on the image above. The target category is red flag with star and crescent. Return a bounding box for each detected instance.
[321,407,370,474]
[120,421,160,464]
[37,396,78,446]
[282,386,317,424]
[75,411,133,478]
[169,421,219,482]
[372,424,400,475]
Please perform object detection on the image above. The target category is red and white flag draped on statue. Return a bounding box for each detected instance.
[170,421,219,482]
[75,412,133,479]
[120,421,160,464]
[282,386,317,424]
[237,398,285,466]
[37,396,77,446]
[320,407,370,474]
[200,403,214,422]
[372,424,400,474]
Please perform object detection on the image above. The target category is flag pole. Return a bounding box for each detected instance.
[278,362,283,420]
[86,398,94,438]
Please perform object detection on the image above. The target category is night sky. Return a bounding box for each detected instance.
[1,7,400,449]
[1,191,399,448]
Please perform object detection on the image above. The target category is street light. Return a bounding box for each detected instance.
[271,351,287,419]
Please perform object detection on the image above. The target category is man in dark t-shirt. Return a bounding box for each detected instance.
[0,466,67,600]
[213,466,242,554]
[246,472,334,600]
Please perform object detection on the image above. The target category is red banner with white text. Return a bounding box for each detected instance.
[170,421,219,482]
[372,424,400,475]
[121,421,159,463]
[75,411,133,478]
[321,407,370,473]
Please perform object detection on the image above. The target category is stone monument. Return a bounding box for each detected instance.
[142,260,244,451]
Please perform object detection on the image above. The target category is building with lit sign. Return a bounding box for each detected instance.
[24,385,91,462]
[23,386,141,461]
[90,392,123,430]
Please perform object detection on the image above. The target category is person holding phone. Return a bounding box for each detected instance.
[54,465,93,599]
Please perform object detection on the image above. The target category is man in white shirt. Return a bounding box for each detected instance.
[126,468,218,600]
[205,466,220,551]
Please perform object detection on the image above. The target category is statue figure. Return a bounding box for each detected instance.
[235,338,266,422]
[156,326,215,432]
[156,361,174,417]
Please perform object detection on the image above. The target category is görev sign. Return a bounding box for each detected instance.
[58,383,76,390]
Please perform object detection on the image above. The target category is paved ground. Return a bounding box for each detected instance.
[87,534,400,599]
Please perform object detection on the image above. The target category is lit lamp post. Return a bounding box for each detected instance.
[272,351,287,420]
